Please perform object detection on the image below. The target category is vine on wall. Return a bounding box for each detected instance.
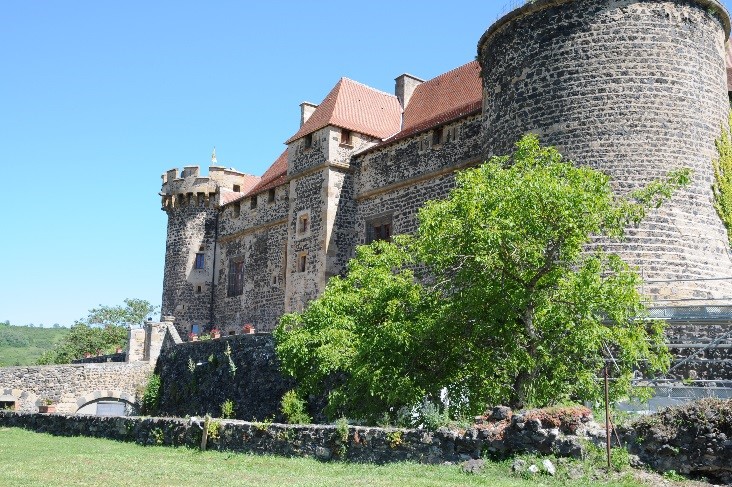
[713,111,732,246]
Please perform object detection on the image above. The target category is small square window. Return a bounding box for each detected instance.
[340,128,352,146]
[250,196,258,209]
[194,253,205,269]
[366,214,394,244]
[233,185,241,192]
[268,188,275,203]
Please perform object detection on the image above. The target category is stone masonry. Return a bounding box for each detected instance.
[159,0,732,341]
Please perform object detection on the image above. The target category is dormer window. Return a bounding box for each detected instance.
[303,133,313,149]
[340,128,352,147]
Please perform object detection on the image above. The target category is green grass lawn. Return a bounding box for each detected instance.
[0,427,654,487]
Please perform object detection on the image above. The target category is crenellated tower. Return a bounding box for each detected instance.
[160,160,258,338]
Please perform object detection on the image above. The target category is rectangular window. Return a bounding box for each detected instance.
[268,188,276,203]
[250,195,258,209]
[340,128,352,146]
[366,214,394,244]
[432,127,443,146]
[298,214,309,234]
[303,133,312,149]
[227,260,245,297]
[194,253,205,269]
[298,254,307,273]
[233,203,240,218]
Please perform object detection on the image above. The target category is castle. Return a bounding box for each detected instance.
[160,0,732,339]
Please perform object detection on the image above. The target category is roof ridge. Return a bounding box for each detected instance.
[339,77,399,99]
[421,60,480,85]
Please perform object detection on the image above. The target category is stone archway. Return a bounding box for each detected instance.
[75,390,138,416]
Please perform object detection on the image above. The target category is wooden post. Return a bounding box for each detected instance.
[201,416,209,451]
[604,366,611,470]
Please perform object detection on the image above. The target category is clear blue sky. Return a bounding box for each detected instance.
[1,0,731,327]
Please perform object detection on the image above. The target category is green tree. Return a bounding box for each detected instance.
[37,299,158,365]
[275,135,689,422]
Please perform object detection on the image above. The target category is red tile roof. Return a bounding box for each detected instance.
[219,174,261,206]
[246,150,288,196]
[285,78,402,144]
[381,61,482,146]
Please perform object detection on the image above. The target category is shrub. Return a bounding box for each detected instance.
[140,374,161,415]
[281,390,312,424]
[220,399,235,419]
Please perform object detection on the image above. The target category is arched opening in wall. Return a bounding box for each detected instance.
[76,398,137,416]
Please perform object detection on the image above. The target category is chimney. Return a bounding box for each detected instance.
[395,73,424,109]
[300,102,318,127]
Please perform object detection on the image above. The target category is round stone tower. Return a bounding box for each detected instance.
[477,0,732,304]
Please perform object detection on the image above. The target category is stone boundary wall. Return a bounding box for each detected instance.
[0,362,153,413]
[0,410,599,464]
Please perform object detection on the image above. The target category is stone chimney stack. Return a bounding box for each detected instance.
[300,102,318,127]
[394,73,424,109]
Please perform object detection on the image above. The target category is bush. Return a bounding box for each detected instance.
[281,390,312,424]
[141,374,161,415]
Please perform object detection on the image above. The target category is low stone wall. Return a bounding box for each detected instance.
[0,409,601,464]
[0,362,153,413]
[624,398,732,484]
[155,334,294,421]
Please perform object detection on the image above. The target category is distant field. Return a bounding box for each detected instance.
[0,324,68,366]
[0,427,655,487]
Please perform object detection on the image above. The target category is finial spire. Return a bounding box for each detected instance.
[211,147,217,164]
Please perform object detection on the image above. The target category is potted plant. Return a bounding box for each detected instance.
[211,328,221,339]
[243,324,255,334]
[38,399,56,414]
[188,332,199,342]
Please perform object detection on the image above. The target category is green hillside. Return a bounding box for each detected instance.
[0,322,69,367]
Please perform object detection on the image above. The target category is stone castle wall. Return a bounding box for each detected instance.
[154,334,293,420]
[478,0,732,301]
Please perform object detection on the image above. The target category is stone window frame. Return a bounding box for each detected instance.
[366,212,394,244]
[233,202,241,218]
[250,194,258,210]
[296,210,311,239]
[340,128,353,147]
[194,253,205,270]
[227,258,245,297]
[297,252,308,273]
[268,188,276,203]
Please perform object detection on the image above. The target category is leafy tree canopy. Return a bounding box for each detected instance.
[37,298,158,365]
[275,135,690,423]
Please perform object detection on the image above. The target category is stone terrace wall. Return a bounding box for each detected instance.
[0,362,153,413]
[154,334,294,421]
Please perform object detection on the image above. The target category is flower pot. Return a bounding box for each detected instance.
[38,405,56,414]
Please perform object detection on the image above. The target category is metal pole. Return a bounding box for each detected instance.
[605,366,611,470]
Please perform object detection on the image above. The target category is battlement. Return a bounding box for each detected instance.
[160,165,257,211]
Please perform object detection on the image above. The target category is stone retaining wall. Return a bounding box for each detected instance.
[0,362,153,413]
